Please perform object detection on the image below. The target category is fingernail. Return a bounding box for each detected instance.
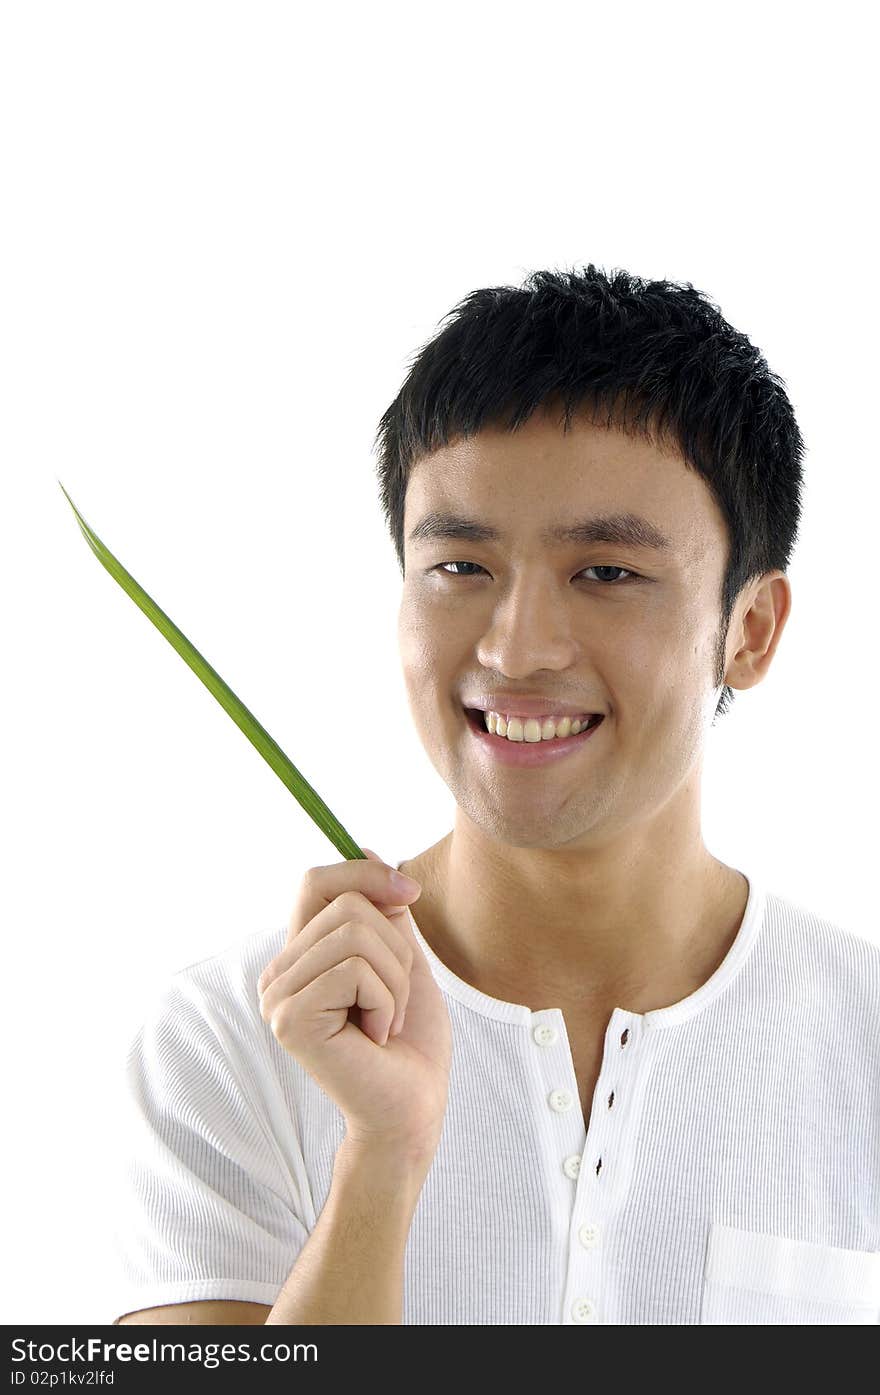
[390,871,421,896]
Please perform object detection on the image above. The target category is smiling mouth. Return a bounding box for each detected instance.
[463,707,604,738]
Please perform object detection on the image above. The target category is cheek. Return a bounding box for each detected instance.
[631,607,706,684]
[399,591,462,676]
[399,625,440,688]
[398,595,434,670]
[609,626,706,743]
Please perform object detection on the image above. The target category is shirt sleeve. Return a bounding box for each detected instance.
[110,971,310,1321]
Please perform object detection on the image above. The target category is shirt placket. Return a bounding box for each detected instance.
[532,1006,644,1324]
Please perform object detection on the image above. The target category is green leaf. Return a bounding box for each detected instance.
[58,481,365,862]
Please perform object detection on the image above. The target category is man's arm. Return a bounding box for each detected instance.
[264,1135,432,1325]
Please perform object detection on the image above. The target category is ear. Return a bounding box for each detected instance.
[724,572,793,692]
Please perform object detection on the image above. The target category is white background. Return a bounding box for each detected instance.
[1,1,876,1324]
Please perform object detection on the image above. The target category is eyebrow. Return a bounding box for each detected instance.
[407,509,675,553]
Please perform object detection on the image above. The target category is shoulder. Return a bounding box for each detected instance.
[168,924,288,1015]
[762,886,880,1008]
[130,925,288,1069]
[121,925,295,1137]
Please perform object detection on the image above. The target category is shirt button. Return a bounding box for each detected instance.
[578,1222,599,1248]
[549,1088,574,1112]
[533,1023,558,1046]
[571,1297,597,1323]
[563,1154,581,1179]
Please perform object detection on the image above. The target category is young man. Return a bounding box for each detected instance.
[113,266,880,1326]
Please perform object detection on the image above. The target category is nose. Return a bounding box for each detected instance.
[474,578,581,676]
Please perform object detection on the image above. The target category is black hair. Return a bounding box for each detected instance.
[373,263,805,721]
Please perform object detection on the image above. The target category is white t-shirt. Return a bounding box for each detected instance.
[111,866,880,1324]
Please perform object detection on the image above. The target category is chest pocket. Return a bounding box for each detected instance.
[701,1223,880,1324]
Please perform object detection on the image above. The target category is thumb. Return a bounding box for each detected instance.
[361,846,420,914]
[359,851,433,970]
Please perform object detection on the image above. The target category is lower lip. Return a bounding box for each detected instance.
[464,710,604,766]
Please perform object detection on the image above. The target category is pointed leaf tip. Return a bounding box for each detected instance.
[59,481,365,863]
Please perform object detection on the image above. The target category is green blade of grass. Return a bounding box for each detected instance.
[58,481,365,862]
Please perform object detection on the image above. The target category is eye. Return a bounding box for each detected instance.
[580,564,639,585]
[431,561,641,585]
[433,561,486,578]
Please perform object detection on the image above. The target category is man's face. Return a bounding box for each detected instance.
[397,407,737,851]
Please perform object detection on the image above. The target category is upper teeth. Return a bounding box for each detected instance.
[483,711,593,741]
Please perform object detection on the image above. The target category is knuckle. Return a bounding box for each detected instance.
[272,998,298,1036]
[334,919,362,949]
[336,889,365,917]
[339,953,367,974]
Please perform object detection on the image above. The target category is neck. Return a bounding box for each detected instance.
[406,826,749,1015]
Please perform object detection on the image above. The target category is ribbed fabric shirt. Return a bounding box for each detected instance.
[111,865,880,1324]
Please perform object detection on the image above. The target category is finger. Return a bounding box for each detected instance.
[293,855,421,935]
[258,855,419,994]
[260,918,411,1035]
[271,955,396,1051]
[260,885,416,996]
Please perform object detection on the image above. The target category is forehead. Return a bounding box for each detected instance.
[404,414,725,563]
